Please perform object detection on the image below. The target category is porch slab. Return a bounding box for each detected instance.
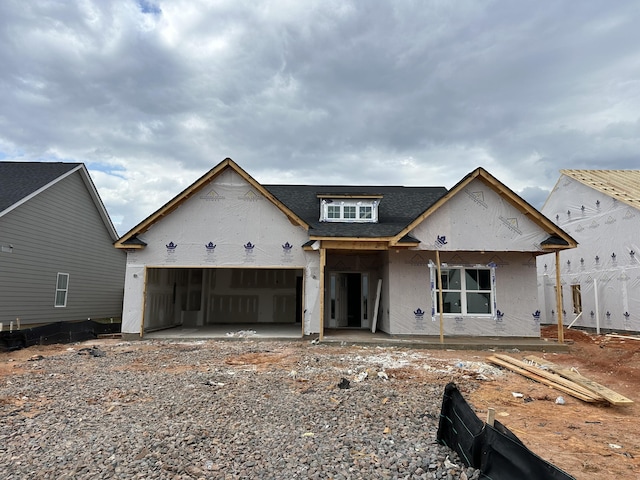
[322,329,569,352]
[140,324,568,352]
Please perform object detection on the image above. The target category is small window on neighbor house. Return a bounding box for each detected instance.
[55,273,69,307]
[571,284,582,314]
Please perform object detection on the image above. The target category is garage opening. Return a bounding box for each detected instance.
[143,267,304,333]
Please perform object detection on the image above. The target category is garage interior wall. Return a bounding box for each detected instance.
[143,267,303,331]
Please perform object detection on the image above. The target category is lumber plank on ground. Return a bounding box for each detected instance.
[605,334,640,341]
[524,355,633,406]
[491,354,604,400]
[486,355,604,403]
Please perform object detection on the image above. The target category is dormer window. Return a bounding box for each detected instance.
[319,194,381,223]
[327,205,341,219]
[359,206,372,219]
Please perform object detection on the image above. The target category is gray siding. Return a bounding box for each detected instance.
[0,171,125,325]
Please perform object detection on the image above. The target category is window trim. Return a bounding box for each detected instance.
[431,264,496,316]
[320,199,379,223]
[54,273,69,307]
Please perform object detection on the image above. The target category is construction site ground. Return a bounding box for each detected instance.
[0,325,638,479]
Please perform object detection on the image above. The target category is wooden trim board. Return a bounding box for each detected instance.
[486,355,604,403]
[524,355,633,406]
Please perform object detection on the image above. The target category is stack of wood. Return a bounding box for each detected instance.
[486,354,633,406]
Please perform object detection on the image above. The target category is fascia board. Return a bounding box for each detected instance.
[78,165,120,241]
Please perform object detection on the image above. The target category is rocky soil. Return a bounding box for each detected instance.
[3,327,638,480]
[0,340,489,479]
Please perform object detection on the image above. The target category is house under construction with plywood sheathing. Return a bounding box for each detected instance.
[116,158,575,340]
[538,170,640,333]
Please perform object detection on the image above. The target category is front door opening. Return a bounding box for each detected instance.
[329,272,370,329]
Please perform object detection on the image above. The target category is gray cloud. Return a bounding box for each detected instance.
[1,1,640,234]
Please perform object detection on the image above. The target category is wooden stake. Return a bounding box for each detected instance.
[486,408,495,427]
[436,250,444,344]
[555,250,564,344]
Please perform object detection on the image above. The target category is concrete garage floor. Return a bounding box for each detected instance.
[142,324,569,352]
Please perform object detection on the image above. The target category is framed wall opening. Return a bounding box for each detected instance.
[327,272,372,329]
[142,267,304,334]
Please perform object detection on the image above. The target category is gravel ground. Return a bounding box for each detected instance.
[0,339,490,479]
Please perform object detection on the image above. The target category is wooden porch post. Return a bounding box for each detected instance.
[436,250,444,344]
[555,250,564,344]
[319,247,326,341]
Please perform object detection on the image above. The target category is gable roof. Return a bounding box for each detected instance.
[391,167,577,250]
[115,159,575,252]
[0,162,80,212]
[264,184,447,239]
[0,161,120,241]
[560,169,640,210]
[115,158,309,249]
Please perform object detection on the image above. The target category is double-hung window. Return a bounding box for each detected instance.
[55,273,69,307]
[437,267,492,315]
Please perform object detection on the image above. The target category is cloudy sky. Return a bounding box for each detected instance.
[2,1,640,235]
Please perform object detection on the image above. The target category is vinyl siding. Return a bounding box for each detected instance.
[0,171,125,325]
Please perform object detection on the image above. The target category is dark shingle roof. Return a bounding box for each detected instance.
[0,162,81,212]
[264,184,447,238]
[540,235,570,246]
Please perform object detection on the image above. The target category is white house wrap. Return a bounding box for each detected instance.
[537,170,640,333]
[116,158,575,339]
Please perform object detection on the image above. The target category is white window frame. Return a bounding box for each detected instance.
[434,266,494,316]
[320,199,379,223]
[343,205,356,219]
[359,205,373,219]
[327,205,341,219]
[55,273,69,307]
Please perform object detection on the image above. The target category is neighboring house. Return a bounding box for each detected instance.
[537,170,640,333]
[0,162,126,327]
[115,158,575,340]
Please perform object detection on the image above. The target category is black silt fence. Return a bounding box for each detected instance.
[437,383,576,480]
[0,320,121,352]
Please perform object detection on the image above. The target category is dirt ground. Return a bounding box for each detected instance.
[1,326,638,479]
[467,326,640,480]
